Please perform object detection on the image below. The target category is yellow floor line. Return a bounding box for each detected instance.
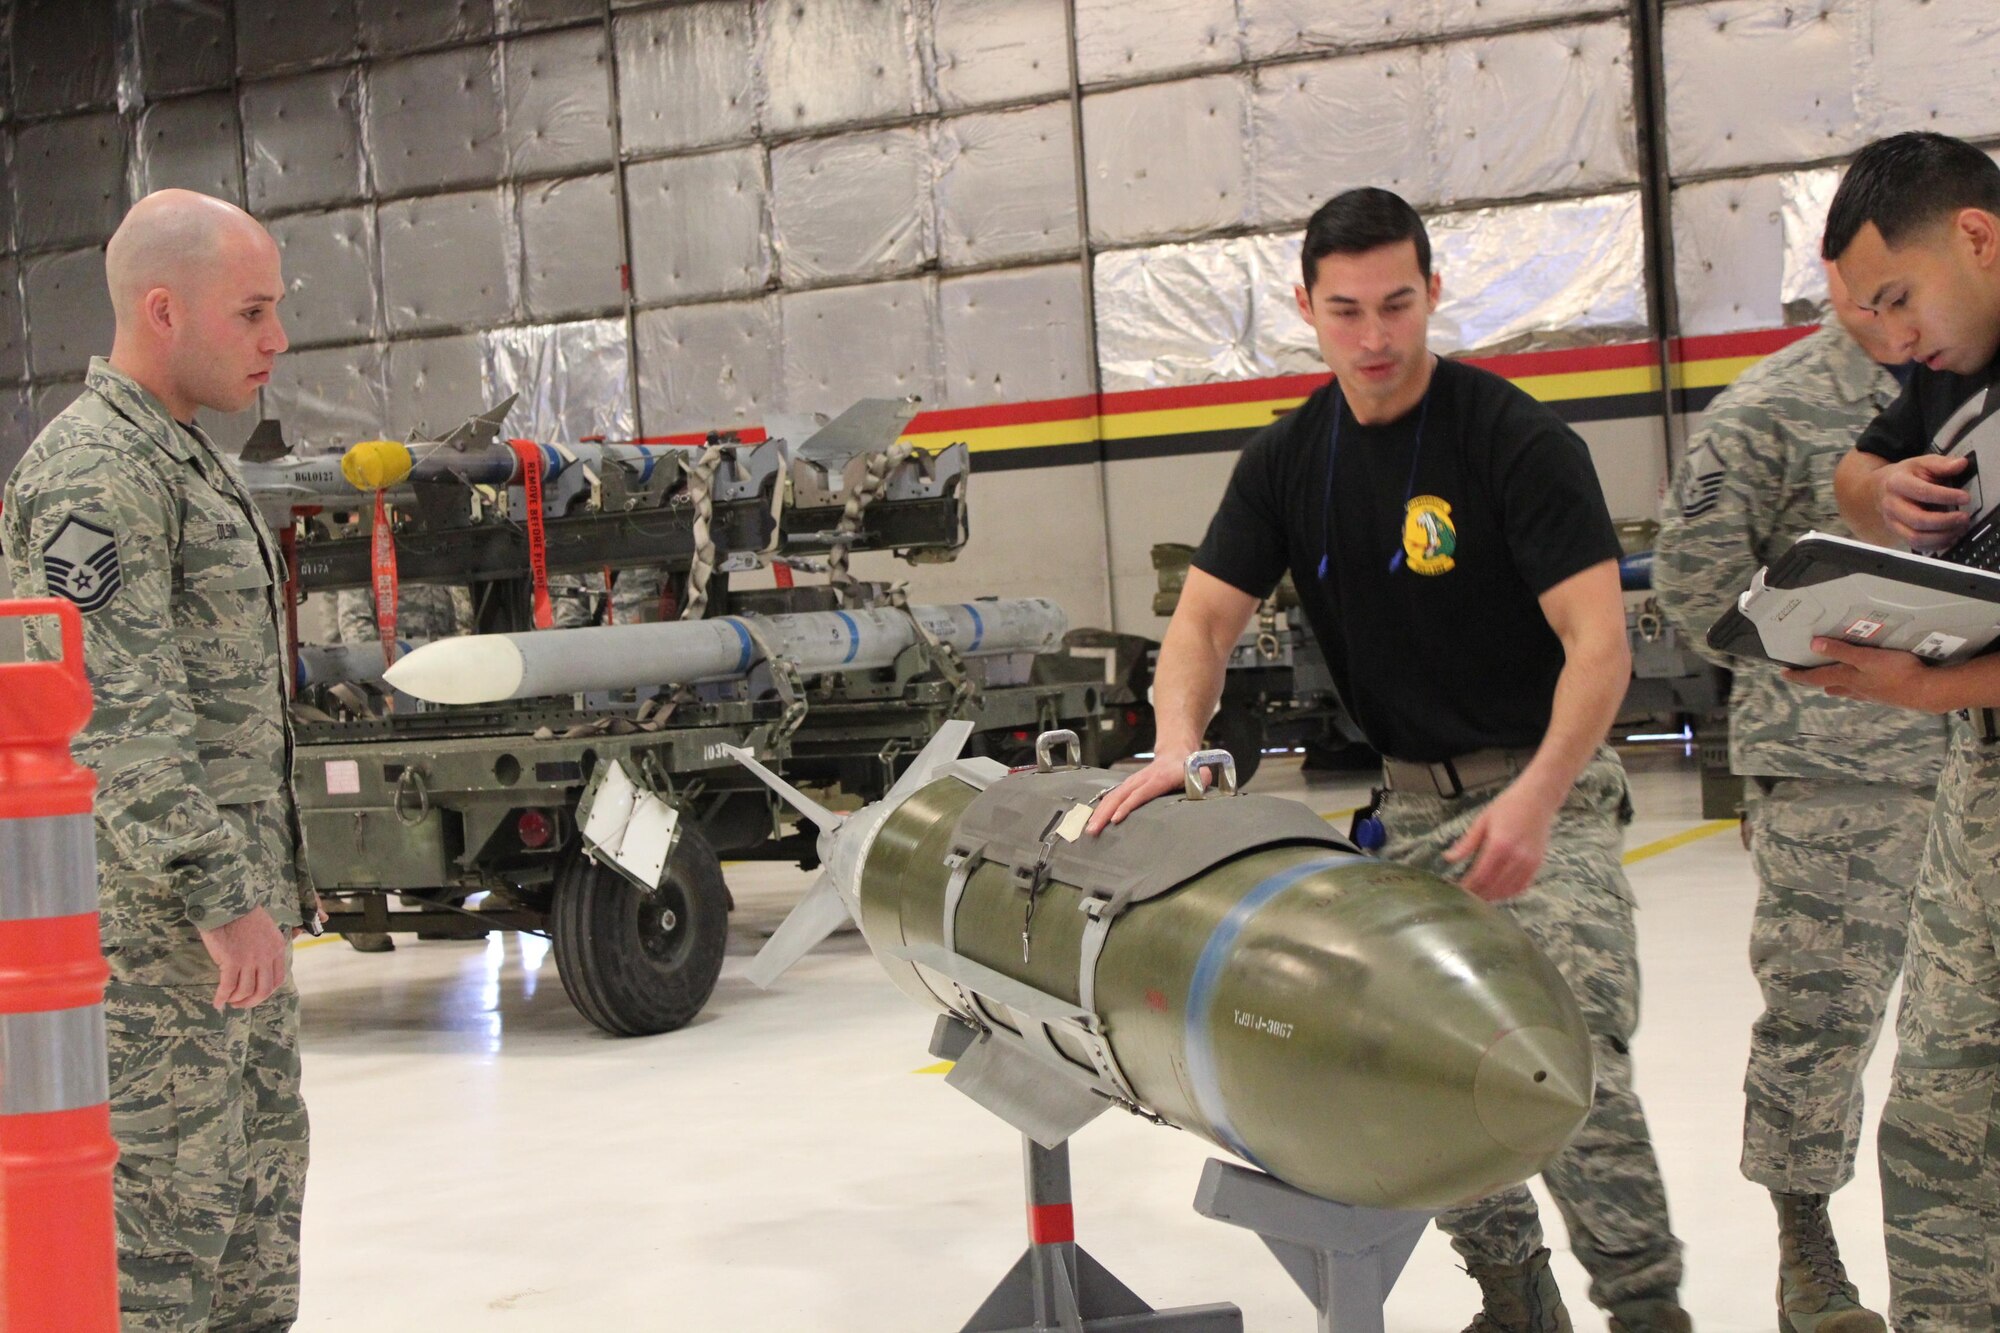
[1319,806,1359,823]
[295,934,339,951]
[914,1061,954,1075]
[1623,819,1739,866]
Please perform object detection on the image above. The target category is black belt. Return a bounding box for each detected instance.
[1957,707,2000,744]
[1381,747,1534,799]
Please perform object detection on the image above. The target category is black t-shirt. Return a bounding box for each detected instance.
[1192,358,1622,762]
[1855,355,2000,461]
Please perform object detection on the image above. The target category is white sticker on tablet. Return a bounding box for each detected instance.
[1912,632,1967,661]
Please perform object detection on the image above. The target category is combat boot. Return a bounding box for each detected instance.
[1607,1297,1693,1332]
[1773,1191,1886,1333]
[1462,1247,1572,1333]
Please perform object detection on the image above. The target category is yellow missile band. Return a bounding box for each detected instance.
[342,438,415,491]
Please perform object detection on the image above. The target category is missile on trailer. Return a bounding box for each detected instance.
[724,724,1595,1211]
[294,641,431,692]
[380,598,1069,705]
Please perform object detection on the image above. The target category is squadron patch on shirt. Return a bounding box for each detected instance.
[1677,439,1725,518]
[40,516,122,613]
[1402,495,1458,575]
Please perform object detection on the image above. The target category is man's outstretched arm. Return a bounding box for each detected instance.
[1087,567,1261,834]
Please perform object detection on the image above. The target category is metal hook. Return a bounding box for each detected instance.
[1183,749,1239,800]
[1034,728,1082,773]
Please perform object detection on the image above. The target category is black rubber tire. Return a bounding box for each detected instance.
[550,824,729,1037]
[1204,705,1266,788]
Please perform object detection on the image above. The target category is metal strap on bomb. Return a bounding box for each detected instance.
[678,442,730,622]
[884,586,981,717]
[827,440,918,596]
[733,614,811,748]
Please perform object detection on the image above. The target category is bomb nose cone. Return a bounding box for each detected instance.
[1474,1025,1595,1159]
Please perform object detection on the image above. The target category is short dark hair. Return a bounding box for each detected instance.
[1300,188,1432,292]
[1822,132,2000,260]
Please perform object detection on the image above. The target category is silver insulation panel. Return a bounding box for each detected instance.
[15,114,126,251]
[484,319,634,443]
[379,189,517,335]
[932,0,1071,109]
[770,128,934,284]
[1671,175,1785,337]
[135,95,246,205]
[940,265,1093,406]
[236,0,359,78]
[269,207,380,349]
[137,1,235,100]
[1098,192,1646,391]
[386,333,488,439]
[0,260,26,384]
[264,343,388,455]
[12,0,117,115]
[520,175,624,321]
[358,0,495,54]
[760,0,923,134]
[504,28,614,176]
[23,249,113,381]
[780,278,941,416]
[1661,0,2000,335]
[1780,167,1841,314]
[935,103,1080,268]
[364,46,507,195]
[625,149,772,306]
[1084,74,1252,245]
[1075,0,1242,85]
[242,68,368,214]
[613,3,758,156]
[633,298,779,434]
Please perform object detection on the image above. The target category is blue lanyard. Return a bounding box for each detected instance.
[1317,382,1432,579]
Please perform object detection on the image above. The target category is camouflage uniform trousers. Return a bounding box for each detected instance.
[1740,778,1930,1195]
[1881,722,2000,1331]
[1377,747,1683,1310]
[106,977,306,1333]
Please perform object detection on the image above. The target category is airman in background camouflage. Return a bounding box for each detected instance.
[1878,721,2000,1328]
[549,565,670,628]
[332,582,472,643]
[1654,311,1946,1331]
[0,192,310,1331]
[1379,749,1684,1330]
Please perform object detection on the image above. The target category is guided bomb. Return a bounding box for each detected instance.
[730,723,1594,1211]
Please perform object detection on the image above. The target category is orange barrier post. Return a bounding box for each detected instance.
[0,599,117,1331]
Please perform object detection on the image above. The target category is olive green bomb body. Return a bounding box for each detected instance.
[727,727,1592,1210]
[853,762,1593,1211]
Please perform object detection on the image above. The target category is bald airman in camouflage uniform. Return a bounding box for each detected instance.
[1,193,312,1331]
[1655,317,1946,1332]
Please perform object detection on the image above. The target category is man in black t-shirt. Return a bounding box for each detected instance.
[1798,132,2000,1332]
[1088,189,1688,1332]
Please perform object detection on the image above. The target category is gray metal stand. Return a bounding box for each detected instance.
[1192,1160,1432,1333]
[961,1136,1243,1333]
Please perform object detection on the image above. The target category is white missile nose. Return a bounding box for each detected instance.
[383,637,528,704]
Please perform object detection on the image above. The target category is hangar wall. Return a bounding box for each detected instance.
[0,1,1995,642]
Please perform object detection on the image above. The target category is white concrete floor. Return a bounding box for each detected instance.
[289,744,1895,1330]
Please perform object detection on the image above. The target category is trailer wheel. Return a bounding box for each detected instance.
[1205,704,1266,788]
[550,825,729,1037]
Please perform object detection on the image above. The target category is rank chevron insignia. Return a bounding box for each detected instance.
[41,516,122,613]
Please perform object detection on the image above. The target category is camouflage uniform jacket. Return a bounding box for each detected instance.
[1654,325,1947,784]
[0,358,310,953]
